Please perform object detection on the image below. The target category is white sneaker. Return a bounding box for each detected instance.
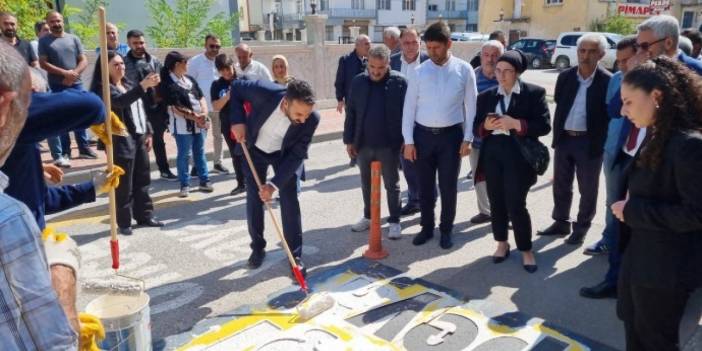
[388,223,402,240]
[54,156,71,168]
[351,217,370,232]
[178,186,190,198]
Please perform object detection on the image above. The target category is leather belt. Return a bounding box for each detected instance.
[415,123,461,135]
[565,130,587,137]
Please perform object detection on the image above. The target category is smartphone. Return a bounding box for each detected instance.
[487,112,501,120]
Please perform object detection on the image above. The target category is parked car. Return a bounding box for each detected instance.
[451,32,488,42]
[551,32,621,71]
[507,38,556,69]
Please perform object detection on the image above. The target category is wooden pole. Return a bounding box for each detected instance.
[363,161,388,260]
[98,7,120,270]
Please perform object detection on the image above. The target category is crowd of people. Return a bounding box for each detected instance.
[0,8,701,351]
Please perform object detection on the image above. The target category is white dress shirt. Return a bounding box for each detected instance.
[400,53,421,82]
[622,127,647,157]
[402,54,478,144]
[255,100,291,153]
[492,82,521,136]
[187,53,219,111]
[564,69,596,132]
[236,60,273,82]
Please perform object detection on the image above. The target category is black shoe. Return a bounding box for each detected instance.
[290,257,307,283]
[492,245,511,263]
[439,232,453,249]
[119,227,133,235]
[470,213,491,224]
[213,163,230,174]
[160,171,178,181]
[349,158,357,167]
[400,203,420,216]
[565,228,588,245]
[199,182,214,193]
[583,241,609,256]
[580,281,617,299]
[137,218,164,227]
[523,264,538,273]
[190,167,198,177]
[78,149,98,159]
[230,186,246,196]
[412,228,434,246]
[537,221,571,236]
[247,250,265,269]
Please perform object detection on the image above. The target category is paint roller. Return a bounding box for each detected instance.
[237,134,334,321]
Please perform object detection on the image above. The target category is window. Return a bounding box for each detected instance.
[428,4,438,11]
[445,0,456,11]
[377,0,391,10]
[320,0,328,11]
[683,11,695,29]
[546,0,563,5]
[403,0,416,11]
[560,35,580,46]
[352,0,364,9]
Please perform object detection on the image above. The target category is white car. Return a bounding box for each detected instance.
[451,32,488,42]
[551,32,622,71]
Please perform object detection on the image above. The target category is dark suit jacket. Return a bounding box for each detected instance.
[621,131,702,289]
[106,82,154,159]
[334,49,366,102]
[389,52,429,72]
[552,66,611,157]
[229,80,320,189]
[343,71,407,150]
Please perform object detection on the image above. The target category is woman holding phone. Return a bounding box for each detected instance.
[473,50,551,273]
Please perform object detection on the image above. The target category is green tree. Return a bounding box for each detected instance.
[0,0,53,40]
[145,0,238,48]
[590,15,636,36]
[63,0,109,50]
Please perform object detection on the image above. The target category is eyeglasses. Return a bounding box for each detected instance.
[209,45,221,49]
[634,37,667,52]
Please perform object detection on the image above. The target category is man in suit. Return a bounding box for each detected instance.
[345,45,407,238]
[390,28,430,216]
[230,79,320,272]
[470,30,506,68]
[580,36,641,299]
[403,21,477,249]
[636,15,702,75]
[538,33,611,245]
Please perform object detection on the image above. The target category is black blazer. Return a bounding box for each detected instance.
[343,71,407,150]
[334,49,366,102]
[552,66,611,157]
[620,131,702,289]
[389,52,429,72]
[96,81,153,159]
[229,79,320,189]
[473,80,551,153]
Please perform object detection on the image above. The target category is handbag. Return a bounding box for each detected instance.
[498,96,550,175]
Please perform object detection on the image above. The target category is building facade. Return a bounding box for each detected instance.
[680,0,702,29]
[478,0,678,43]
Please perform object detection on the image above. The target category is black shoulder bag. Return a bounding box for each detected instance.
[499,97,550,175]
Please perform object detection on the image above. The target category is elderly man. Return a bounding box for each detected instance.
[1,12,38,67]
[345,45,407,238]
[390,28,430,216]
[403,21,477,249]
[188,34,229,174]
[467,39,504,225]
[636,15,702,74]
[95,22,129,56]
[0,40,80,350]
[235,43,272,82]
[538,34,611,245]
[383,26,401,55]
[470,30,506,68]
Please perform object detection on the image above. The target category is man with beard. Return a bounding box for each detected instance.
[39,11,95,162]
[229,80,319,274]
[0,12,38,67]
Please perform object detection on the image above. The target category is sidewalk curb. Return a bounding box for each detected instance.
[61,130,345,185]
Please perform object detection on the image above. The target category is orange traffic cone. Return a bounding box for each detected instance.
[364,161,389,260]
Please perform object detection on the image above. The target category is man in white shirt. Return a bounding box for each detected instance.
[235,43,273,82]
[402,21,478,250]
[187,34,229,174]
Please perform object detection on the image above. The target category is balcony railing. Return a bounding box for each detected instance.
[314,8,378,19]
[427,10,469,19]
[681,0,702,5]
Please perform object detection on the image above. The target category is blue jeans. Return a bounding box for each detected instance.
[48,83,91,155]
[602,153,631,286]
[174,132,209,187]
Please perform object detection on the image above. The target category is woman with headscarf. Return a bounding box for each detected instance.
[158,51,213,198]
[612,57,702,351]
[474,50,551,273]
[90,51,164,234]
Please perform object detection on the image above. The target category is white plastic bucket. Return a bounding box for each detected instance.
[85,293,151,351]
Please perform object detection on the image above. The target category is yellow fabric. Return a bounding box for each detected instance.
[90,111,128,147]
[99,165,125,194]
[41,227,68,243]
[79,313,105,351]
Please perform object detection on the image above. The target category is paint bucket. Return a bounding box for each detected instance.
[85,293,151,351]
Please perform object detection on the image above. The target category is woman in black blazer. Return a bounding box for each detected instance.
[612,57,702,351]
[473,50,551,273]
[90,51,164,235]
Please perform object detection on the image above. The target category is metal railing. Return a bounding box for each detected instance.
[313,8,378,18]
[427,10,469,19]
